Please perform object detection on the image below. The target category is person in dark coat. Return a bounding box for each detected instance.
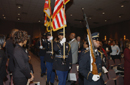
[0,35,7,85]
[6,29,19,73]
[103,40,112,58]
[53,30,72,85]
[44,32,55,85]
[79,32,103,85]
[78,41,89,85]
[36,33,46,77]
[12,30,34,85]
[124,42,130,85]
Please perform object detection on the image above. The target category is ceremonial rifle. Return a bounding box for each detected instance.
[82,9,101,75]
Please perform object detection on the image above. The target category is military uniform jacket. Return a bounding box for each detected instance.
[53,42,72,71]
[44,40,54,63]
[79,50,102,85]
[36,39,46,56]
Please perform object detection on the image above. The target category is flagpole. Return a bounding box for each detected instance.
[63,0,65,60]
[49,0,53,55]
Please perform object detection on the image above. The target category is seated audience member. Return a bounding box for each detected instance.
[13,30,34,85]
[0,35,7,85]
[110,40,120,62]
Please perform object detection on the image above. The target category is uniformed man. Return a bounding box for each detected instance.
[79,32,103,85]
[36,33,46,77]
[53,30,72,85]
[44,32,55,85]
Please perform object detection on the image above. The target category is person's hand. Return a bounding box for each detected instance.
[29,73,34,81]
[60,38,66,45]
[48,36,53,41]
[69,66,71,69]
[78,51,81,53]
[39,45,43,49]
[92,75,100,81]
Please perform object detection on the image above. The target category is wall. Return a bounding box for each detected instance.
[0,19,130,41]
[91,20,130,41]
[0,20,46,39]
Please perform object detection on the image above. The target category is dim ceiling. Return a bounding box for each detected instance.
[0,0,130,28]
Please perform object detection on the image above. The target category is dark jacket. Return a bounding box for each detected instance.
[79,50,102,85]
[103,44,112,56]
[0,49,7,79]
[6,38,15,72]
[36,39,46,56]
[13,44,31,79]
[44,40,54,63]
[53,42,72,71]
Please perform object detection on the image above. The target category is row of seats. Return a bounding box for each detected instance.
[109,58,124,69]
[103,69,124,85]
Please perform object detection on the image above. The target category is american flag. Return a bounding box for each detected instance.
[52,0,70,31]
[44,0,51,32]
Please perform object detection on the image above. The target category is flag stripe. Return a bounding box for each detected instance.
[57,13,62,26]
[55,15,60,27]
[59,10,63,25]
[52,0,69,31]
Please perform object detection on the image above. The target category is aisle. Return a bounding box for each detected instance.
[29,51,71,85]
[29,51,47,85]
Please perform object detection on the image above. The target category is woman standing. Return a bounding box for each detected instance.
[13,30,34,85]
[124,42,130,85]
[0,35,7,85]
[110,40,120,62]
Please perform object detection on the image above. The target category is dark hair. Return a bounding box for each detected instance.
[84,40,89,45]
[0,34,6,48]
[10,29,19,37]
[13,30,28,44]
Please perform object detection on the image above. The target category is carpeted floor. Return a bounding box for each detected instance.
[29,51,72,85]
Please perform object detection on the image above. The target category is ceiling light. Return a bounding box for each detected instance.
[17,17,20,20]
[121,5,124,7]
[119,15,121,18]
[3,16,6,19]
[2,14,4,16]
[18,6,21,9]
[105,20,107,22]
[70,14,72,16]
[82,8,84,10]
[102,12,105,14]
[38,20,41,22]
[18,13,20,15]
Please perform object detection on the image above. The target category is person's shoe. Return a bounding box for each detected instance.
[41,73,44,77]
[43,73,46,75]
[50,83,54,85]
[71,83,76,85]
[41,73,46,77]
[46,82,49,85]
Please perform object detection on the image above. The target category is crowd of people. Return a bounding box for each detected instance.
[0,28,130,85]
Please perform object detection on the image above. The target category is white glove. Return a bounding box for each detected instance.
[60,38,66,45]
[39,46,43,49]
[48,36,53,41]
[69,66,71,69]
[92,75,100,81]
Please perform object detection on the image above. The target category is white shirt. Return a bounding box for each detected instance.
[110,45,120,55]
